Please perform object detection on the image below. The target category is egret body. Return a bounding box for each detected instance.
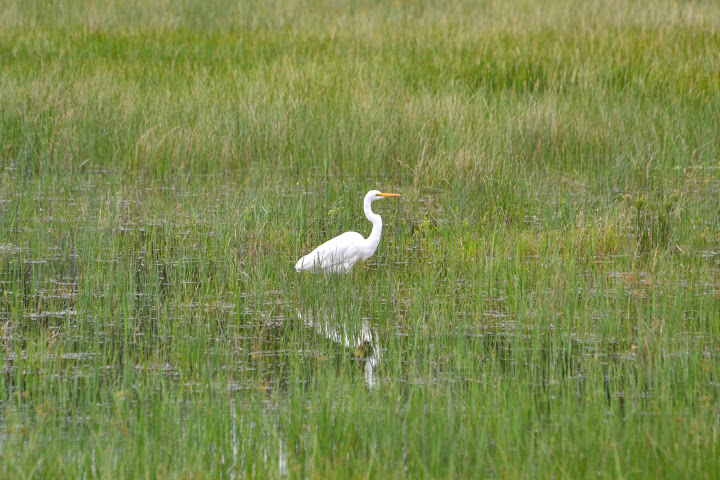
[295,190,401,273]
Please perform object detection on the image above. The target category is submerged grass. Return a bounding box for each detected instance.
[1,0,719,477]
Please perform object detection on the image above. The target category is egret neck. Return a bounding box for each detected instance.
[362,191,383,260]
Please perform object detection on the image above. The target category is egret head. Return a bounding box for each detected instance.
[367,190,402,202]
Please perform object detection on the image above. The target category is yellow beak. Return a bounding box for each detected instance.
[377,192,401,198]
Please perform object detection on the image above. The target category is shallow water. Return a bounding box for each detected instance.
[2,243,717,401]
[0,177,718,478]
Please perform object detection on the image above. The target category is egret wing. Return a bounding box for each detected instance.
[295,231,364,273]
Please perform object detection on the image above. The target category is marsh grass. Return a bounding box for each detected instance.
[1,0,719,477]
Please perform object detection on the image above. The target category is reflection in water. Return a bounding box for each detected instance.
[278,438,288,478]
[298,309,381,389]
[227,400,288,479]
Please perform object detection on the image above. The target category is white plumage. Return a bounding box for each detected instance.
[295,190,401,273]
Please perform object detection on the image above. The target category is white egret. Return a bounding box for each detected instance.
[295,190,401,273]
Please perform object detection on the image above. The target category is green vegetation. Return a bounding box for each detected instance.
[1,0,719,477]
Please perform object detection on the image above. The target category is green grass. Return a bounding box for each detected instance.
[1,0,719,477]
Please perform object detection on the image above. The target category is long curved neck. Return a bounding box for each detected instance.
[362,197,383,258]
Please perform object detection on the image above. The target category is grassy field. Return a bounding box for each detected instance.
[1,0,719,477]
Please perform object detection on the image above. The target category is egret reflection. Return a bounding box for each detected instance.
[298,308,381,389]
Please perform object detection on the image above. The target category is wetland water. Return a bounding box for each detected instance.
[1,176,718,478]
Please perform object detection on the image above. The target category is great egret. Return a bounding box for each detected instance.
[295,190,401,273]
